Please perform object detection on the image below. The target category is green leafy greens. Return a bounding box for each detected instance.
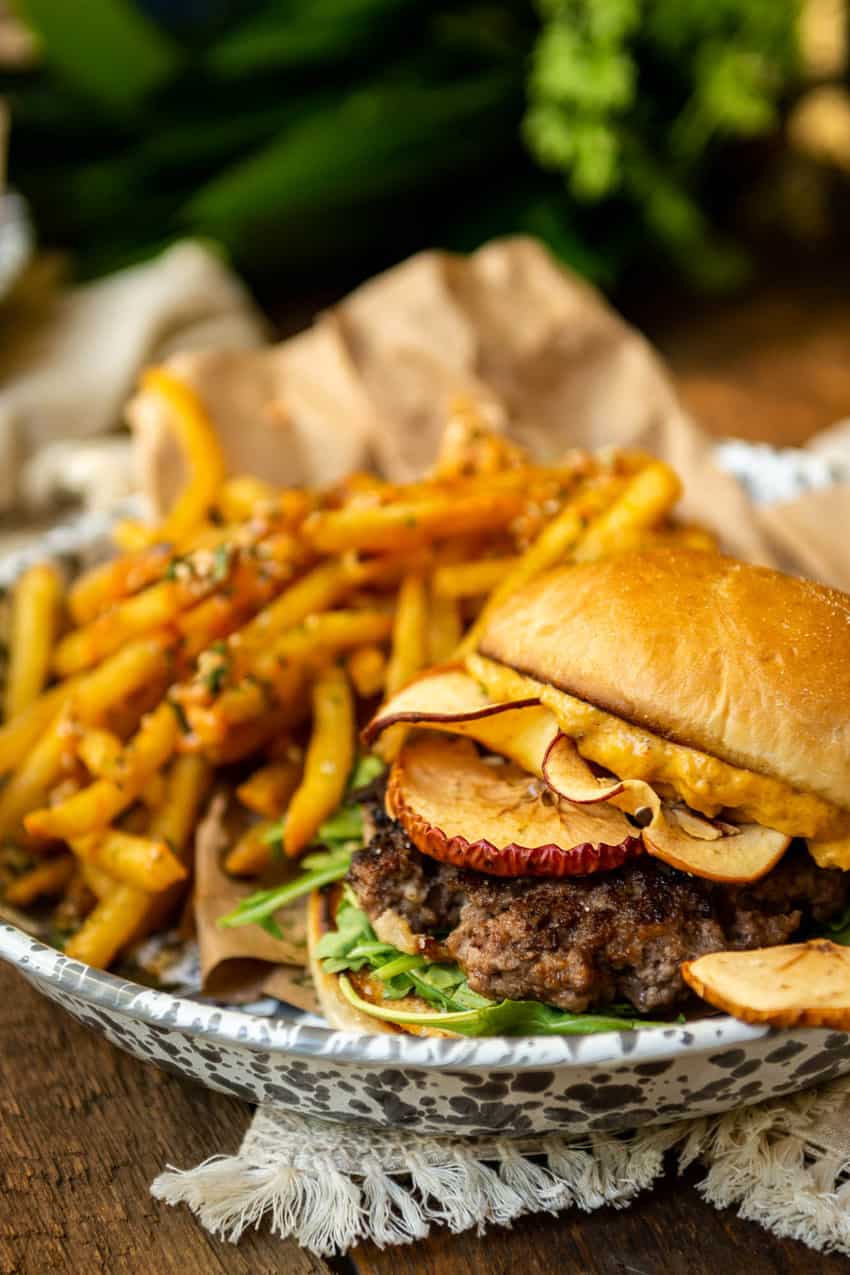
[217,753,384,932]
[821,902,850,948]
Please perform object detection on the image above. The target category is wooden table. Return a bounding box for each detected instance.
[3,276,850,1275]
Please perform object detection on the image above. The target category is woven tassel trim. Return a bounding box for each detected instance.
[151,1130,676,1256]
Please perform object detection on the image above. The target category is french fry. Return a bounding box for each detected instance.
[262,610,394,673]
[230,559,355,660]
[303,491,525,555]
[4,856,75,907]
[77,633,173,724]
[68,544,172,626]
[457,475,623,654]
[0,680,77,776]
[74,828,188,893]
[197,611,394,743]
[216,474,279,521]
[431,394,527,478]
[77,729,123,779]
[208,680,269,733]
[432,557,520,599]
[76,755,214,964]
[572,461,682,563]
[140,771,167,810]
[5,564,63,719]
[237,759,302,819]
[284,665,354,858]
[80,860,119,901]
[200,710,297,766]
[100,676,170,743]
[346,645,388,698]
[224,819,277,876]
[25,703,179,842]
[0,706,80,839]
[148,754,211,851]
[64,885,155,968]
[174,540,299,661]
[54,580,190,676]
[385,574,428,697]
[113,368,227,551]
[427,592,463,663]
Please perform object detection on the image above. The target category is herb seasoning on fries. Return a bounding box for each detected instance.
[0,369,697,974]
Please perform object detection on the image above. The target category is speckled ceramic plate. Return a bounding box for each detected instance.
[1,446,848,1137]
[4,922,850,1137]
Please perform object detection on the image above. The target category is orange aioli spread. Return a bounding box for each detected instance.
[467,653,850,843]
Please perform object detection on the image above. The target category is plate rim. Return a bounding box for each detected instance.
[0,920,772,1071]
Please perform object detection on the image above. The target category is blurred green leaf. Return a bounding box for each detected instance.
[207,0,418,77]
[185,71,522,245]
[14,0,179,111]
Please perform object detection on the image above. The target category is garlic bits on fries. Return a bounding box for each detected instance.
[0,367,732,1019]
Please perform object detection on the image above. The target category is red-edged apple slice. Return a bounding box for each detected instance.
[388,735,642,877]
[642,817,790,883]
[682,940,850,1028]
[364,665,558,778]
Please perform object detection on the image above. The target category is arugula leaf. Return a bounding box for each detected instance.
[317,805,364,844]
[822,902,850,947]
[217,853,350,930]
[349,753,386,793]
[337,975,672,1037]
[217,755,384,932]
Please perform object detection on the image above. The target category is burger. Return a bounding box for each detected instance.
[308,547,850,1036]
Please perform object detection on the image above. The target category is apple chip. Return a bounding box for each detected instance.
[362,666,538,741]
[388,734,641,877]
[642,817,790,883]
[543,732,625,804]
[363,665,558,778]
[682,941,850,1028]
[544,734,789,883]
[808,835,850,871]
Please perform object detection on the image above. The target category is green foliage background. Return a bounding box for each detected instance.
[4,0,801,289]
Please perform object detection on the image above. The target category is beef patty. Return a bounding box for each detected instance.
[347,795,850,1014]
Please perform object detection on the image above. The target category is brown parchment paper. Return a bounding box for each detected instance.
[193,793,318,1012]
[134,236,849,1004]
[129,237,778,565]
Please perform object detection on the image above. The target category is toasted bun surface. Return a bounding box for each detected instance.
[478,547,850,811]
[307,889,454,1037]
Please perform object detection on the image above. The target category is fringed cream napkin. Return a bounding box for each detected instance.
[152,1077,850,1256]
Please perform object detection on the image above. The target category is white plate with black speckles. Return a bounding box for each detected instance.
[1,446,849,1137]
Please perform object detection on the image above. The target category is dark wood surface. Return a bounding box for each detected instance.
[3,278,850,1275]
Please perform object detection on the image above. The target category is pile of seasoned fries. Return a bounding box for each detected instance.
[0,367,710,971]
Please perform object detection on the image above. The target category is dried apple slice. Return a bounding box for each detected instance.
[363,666,538,743]
[642,818,790,882]
[682,940,850,1028]
[543,732,625,803]
[543,734,787,882]
[364,665,558,778]
[388,735,641,877]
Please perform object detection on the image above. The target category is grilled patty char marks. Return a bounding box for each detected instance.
[347,795,850,1014]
